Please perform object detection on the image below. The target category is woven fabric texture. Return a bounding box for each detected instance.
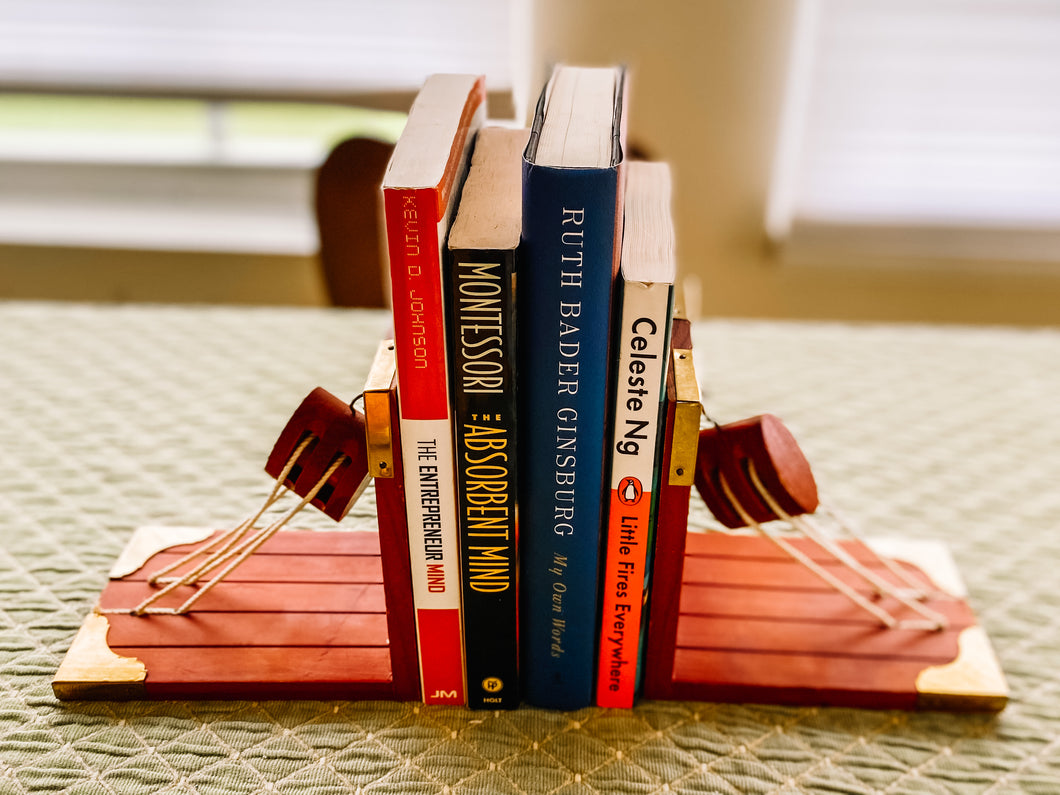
[1,302,1058,795]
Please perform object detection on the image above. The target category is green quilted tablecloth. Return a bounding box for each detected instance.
[2,302,1058,794]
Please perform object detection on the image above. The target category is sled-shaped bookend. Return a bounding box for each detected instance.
[54,342,421,701]
[53,527,417,701]
[641,322,1008,711]
[54,331,1008,710]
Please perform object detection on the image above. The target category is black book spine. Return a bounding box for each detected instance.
[448,248,520,709]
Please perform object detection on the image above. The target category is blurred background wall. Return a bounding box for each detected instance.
[2,0,1059,325]
[531,0,1060,326]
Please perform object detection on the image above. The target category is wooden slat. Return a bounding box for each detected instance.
[686,532,926,568]
[125,551,383,584]
[104,611,389,648]
[164,529,381,557]
[142,678,398,700]
[681,549,927,592]
[678,583,975,626]
[676,615,960,661]
[118,646,395,700]
[671,647,928,710]
[99,581,387,613]
[125,646,393,684]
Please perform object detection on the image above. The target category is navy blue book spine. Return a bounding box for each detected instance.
[517,161,619,709]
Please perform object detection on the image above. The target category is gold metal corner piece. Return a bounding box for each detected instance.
[364,340,397,478]
[669,348,701,486]
[52,613,147,701]
[109,525,216,579]
[916,626,1009,711]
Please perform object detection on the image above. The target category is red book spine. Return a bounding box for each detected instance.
[381,74,483,706]
[384,187,449,418]
[384,185,465,705]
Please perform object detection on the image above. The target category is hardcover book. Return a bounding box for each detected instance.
[518,64,628,709]
[446,127,528,709]
[382,73,486,705]
[596,162,676,707]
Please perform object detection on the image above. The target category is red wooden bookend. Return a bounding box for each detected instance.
[644,407,1008,710]
[54,348,422,701]
[694,414,818,528]
[265,387,370,521]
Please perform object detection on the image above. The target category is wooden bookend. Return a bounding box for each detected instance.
[642,320,700,700]
[53,342,421,701]
[55,527,397,700]
[643,404,1008,711]
[666,534,1008,711]
[364,340,421,701]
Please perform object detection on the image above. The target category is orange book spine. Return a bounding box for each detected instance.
[597,476,656,706]
[595,281,673,707]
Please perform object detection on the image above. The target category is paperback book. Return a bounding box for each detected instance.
[596,161,676,707]
[446,127,528,709]
[381,73,486,705]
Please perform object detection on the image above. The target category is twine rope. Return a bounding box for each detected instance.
[744,460,947,630]
[716,466,938,630]
[144,436,314,591]
[823,501,944,598]
[100,435,347,616]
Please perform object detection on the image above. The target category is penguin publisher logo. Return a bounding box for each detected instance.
[617,476,643,506]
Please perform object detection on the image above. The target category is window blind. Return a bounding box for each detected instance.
[0,0,515,103]
[767,0,1060,261]
[0,2,524,255]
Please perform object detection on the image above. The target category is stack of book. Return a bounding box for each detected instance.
[381,65,680,710]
